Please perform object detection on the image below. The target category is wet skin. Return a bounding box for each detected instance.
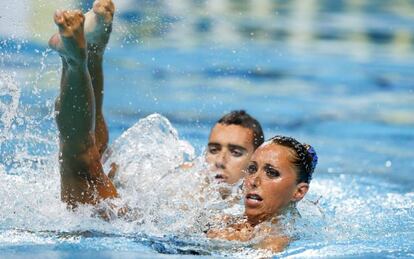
[49,0,118,207]
[244,142,309,225]
[207,142,309,251]
[206,123,255,184]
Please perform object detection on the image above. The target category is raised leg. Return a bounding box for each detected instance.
[84,0,115,156]
[49,9,117,207]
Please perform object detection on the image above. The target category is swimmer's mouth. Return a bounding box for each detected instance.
[246,193,263,201]
[215,174,227,182]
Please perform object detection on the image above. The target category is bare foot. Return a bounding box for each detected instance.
[48,10,86,64]
[84,0,115,53]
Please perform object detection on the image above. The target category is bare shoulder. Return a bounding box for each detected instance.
[207,219,254,242]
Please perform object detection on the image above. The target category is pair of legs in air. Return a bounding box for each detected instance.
[49,0,260,208]
[49,0,117,207]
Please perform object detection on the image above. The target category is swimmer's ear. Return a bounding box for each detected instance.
[292,183,309,202]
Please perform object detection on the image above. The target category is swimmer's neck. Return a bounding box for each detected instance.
[245,203,297,226]
[246,214,275,227]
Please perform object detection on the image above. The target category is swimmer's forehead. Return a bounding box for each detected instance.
[252,141,296,163]
[208,123,254,148]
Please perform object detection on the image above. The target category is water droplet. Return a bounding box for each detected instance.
[385,160,392,167]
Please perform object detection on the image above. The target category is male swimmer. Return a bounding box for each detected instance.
[47,2,319,252]
[206,110,264,185]
[48,0,263,207]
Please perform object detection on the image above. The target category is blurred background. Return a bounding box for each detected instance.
[0,0,414,257]
[1,0,414,185]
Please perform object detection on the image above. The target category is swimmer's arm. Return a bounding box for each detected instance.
[255,235,290,252]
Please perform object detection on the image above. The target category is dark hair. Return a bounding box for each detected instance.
[217,110,264,149]
[269,135,318,184]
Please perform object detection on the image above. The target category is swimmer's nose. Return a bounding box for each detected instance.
[215,161,225,170]
[253,174,261,187]
[245,172,260,189]
[214,151,227,169]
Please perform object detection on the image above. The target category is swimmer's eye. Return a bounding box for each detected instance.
[230,148,244,157]
[208,145,220,154]
[246,163,257,174]
[264,165,280,178]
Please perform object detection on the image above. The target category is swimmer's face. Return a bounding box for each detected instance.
[206,123,255,184]
[244,142,309,224]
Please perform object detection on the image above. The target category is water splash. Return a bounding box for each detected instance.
[103,114,228,236]
[0,72,20,141]
[0,108,413,257]
[103,113,195,188]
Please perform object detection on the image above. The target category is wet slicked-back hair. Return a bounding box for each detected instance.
[269,135,318,184]
[217,110,264,149]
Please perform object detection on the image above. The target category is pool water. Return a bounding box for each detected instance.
[1,0,414,258]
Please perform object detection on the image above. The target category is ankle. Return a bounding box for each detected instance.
[87,44,106,57]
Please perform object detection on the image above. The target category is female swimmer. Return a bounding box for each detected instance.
[207,135,318,252]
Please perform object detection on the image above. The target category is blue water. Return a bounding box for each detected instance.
[1,0,414,258]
